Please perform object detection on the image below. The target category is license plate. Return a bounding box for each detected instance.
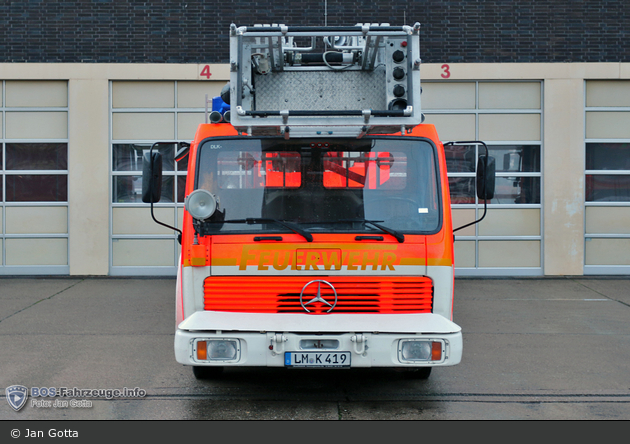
[285,351,351,368]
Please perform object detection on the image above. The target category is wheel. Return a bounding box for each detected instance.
[192,366,224,379]
[406,367,432,379]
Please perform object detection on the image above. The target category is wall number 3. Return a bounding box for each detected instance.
[441,64,451,79]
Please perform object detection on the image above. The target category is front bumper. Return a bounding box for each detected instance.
[174,311,462,368]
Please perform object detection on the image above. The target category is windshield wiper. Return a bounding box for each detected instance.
[222,218,313,242]
[310,219,405,243]
[355,220,405,243]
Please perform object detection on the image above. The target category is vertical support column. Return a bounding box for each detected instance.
[543,79,585,275]
[68,79,110,275]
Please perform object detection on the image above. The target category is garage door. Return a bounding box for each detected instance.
[1,81,69,275]
[584,80,630,274]
[109,80,223,275]
[423,81,543,276]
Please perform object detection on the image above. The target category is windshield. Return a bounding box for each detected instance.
[194,137,441,235]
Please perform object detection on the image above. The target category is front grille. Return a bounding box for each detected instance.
[203,276,433,314]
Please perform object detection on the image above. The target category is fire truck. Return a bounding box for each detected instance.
[143,23,494,379]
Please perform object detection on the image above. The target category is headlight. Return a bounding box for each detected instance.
[185,189,217,220]
[195,339,239,362]
[399,340,444,362]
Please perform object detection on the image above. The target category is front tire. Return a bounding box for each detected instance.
[192,366,224,379]
[407,367,432,379]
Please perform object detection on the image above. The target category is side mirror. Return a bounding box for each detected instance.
[450,141,495,234]
[142,151,163,203]
[476,156,496,200]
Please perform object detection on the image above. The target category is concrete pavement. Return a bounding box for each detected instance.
[1,276,629,420]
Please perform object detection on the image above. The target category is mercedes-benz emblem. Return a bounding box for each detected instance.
[300,280,338,313]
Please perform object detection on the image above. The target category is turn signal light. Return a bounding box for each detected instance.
[432,341,442,361]
[196,341,208,360]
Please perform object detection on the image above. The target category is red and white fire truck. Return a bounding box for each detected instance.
[143,23,494,379]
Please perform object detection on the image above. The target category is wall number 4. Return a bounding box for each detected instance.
[200,65,212,79]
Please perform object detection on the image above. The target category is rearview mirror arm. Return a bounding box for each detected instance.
[148,142,183,244]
